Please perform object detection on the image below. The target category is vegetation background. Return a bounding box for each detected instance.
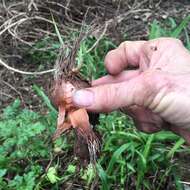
[0,0,190,189]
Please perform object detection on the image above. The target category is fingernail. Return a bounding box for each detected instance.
[72,89,94,107]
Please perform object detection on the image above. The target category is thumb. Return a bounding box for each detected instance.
[72,73,155,112]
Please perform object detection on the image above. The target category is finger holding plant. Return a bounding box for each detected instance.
[72,38,190,144]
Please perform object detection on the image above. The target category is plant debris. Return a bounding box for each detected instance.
[51,31,101,164]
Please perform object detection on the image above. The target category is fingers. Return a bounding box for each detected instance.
[121,106,163,133]
[123,105,190,144]
[104,38,184,76]
[72,74,150,112]
[105,41,146,75]
[92,70,140,86]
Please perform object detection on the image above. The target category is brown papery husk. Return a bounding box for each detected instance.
[51,76,101,165]
[71,77,101,164]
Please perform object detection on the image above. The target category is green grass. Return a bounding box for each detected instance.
[0,17,190,189]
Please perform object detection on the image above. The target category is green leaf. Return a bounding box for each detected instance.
[167,138,185,159]
[81,164,95,185]
[171,16,190,38]
[46,167,61,184]
[126,163,135,173]
[96,164,109,190]
[2,99,20,119]
[149,20,162,39]
[154,131,179,141]
[107,143,130,175]
[8,171,36,190]
[33,85,57,115]
[0,169,7,177]
[137,134,154,189]
[185,28,190,50]
[66,164,76,174]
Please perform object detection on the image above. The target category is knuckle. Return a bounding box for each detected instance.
[169,38,182,45]
[119,41,131,48]
[119,41,132,54]
[143,70,171,88]
[118,41,126,48]
[146,38,183,51]
[140,71,156,91]
[140,71,169,100]
[164,38,183,47]
[98,86,116,112]
[140,70,174,109]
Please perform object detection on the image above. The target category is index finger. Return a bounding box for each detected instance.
[104,41,146,75]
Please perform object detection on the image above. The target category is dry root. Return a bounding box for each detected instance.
[74,126,101,164]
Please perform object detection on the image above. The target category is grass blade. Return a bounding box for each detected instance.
[96,164,109,190]
[51,13,64,45]
[143,134,154,159]
[149,20,162,39]
[171,16,190,38]
[166,138,185,159]
[154,131,179,141]
[106,143,130,175]
[137,134,154,189]
[184,28,190,50]
[33,85,57,114]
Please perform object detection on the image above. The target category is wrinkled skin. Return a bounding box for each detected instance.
[72,38,190,144]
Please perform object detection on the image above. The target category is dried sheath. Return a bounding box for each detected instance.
[51,31,101,164]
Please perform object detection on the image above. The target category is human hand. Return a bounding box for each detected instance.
[72,38,190,143]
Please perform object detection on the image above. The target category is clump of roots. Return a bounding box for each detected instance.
[74,127,101,164]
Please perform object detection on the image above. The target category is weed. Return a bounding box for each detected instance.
[1,17,190,189]
[0,99,55,189]
[149,16,190,40]
[26,37,60,67]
